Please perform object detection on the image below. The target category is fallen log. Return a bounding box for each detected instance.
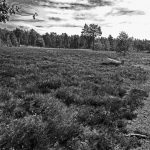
[125,133,150,140]
[101,58,124,66]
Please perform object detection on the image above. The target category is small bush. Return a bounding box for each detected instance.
[37,77,62,93]
[55,87,76,106]
[121,111,137,120]
[77,106,108,126]
[120,66,148,82]
[13,107,26,119]
[0,115,49,150]
[123,88,148,112]
[56,124,80,147]
[118,136,142,149]
[93,135,114,150]
[0,88,12,102]
[116,119,126,129]
[83,95,105,106]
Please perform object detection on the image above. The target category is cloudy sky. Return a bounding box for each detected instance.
[1,0,150,39]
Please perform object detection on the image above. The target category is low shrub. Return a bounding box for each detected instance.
[0,88,13,102]
[123,88,148,112]
[121,111,137,120]
[92,135,114,150]
[37,77,62,93]
[120,66,148,82]
[83,95,105,106]
[0,115,49,150]
[77,106,108,126]
[55,87,76,106]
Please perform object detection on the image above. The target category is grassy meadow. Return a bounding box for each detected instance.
[0,47,149,149]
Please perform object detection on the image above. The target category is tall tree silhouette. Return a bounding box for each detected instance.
[82,24,102,50]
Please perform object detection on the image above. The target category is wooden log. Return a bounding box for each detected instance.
[101,58,123,66]
[125,133,150,140]
[107,58,122,63]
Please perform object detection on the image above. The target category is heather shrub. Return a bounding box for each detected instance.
[82,95,105,106]
[0,88,13,102]
[37,77,62,93]
[55,87,80,106]
[123,88,148,112]
[77,106,109,126]
[0,47,148,150]
[120,66,148,82]
[0,115,49,150]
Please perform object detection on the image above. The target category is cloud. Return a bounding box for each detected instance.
[46,24,82,28]
[74,12,105,22]
[48,17,63,21]
[29,0,114,10]
[60,3,94,10]
[0,23,16,30]
[7,0,47,6]
[106,8,145,16]
[61,24,82,28]
[88,0,114,6]
[36,25,43,28]
[39,1,94,10]
[19,25,30,29]
[8,0,114,8]
[10,18,45,23]
[74,13,96,20]
[119,21,131,24]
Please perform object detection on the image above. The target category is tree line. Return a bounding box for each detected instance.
[0,27,150,52]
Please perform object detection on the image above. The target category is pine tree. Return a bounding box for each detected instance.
[0,38,1,47]
[36,36,45,47]
[29,29,37,46]
[7,35,12,47]
[104,40,111,51]
[82,24,102,50]
[10,32,18,46]
[108,35,114,51]
[43,33,50,47]
[14,28,23,46]
[21,31,29,46]
[116,31,130,56]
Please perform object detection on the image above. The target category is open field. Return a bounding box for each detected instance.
[0,47,150,149]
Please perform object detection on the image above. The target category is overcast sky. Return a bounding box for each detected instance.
[1,0,150,39]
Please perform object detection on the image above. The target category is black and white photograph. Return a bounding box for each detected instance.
[0,0,150,149]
